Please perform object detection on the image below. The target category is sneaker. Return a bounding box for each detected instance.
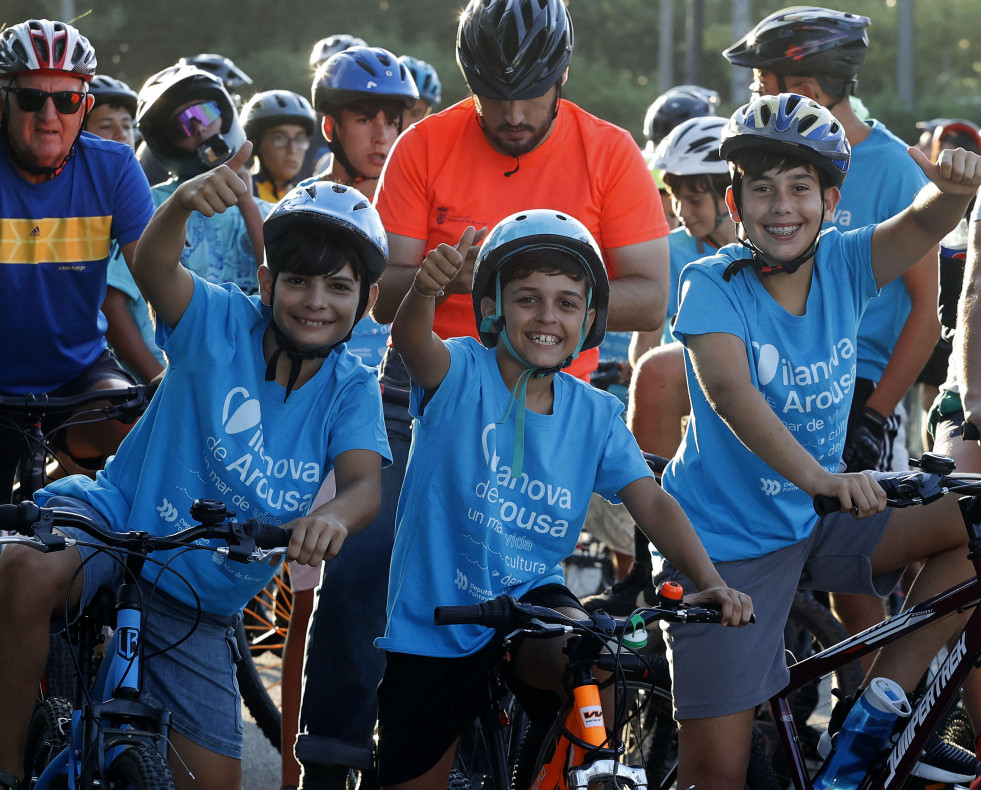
[818,691,980,783]
[912,733,981,783]
[580,563,655,615]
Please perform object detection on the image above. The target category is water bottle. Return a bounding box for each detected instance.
[812,677,912,790]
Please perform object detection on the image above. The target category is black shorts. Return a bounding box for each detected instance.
[375,584,584,786]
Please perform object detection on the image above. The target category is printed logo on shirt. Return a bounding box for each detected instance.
[201,387,319,518]
[156,498,179,521]
[454,569,468,590]
[30,225,41,237]
[760,479,781,497]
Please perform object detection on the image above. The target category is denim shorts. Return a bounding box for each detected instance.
[47,496,245,758]
[654,505,901,720]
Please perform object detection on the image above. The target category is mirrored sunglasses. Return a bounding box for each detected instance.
[4,87,87,114]
[171,100,223,138]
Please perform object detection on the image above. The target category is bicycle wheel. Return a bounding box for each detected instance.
[105,745,176,790]
[236,563,292,750]
[23,696,72,789]
[452,689,529,790]
[754,590,863,784]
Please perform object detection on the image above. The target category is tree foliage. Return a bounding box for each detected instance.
[3,0,979,147]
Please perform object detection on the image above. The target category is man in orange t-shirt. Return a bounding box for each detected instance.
[294,2,669,786]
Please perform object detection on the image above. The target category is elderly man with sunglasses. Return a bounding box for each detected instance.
[0,20,153,507]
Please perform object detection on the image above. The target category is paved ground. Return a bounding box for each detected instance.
[243,710,281,790]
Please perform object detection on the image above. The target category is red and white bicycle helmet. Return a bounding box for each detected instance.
[0,19,97,80]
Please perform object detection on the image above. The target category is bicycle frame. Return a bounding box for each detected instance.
[34,551,172,790]
[767,495,981,790]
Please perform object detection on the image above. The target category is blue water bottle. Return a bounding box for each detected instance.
[812,677,912,790]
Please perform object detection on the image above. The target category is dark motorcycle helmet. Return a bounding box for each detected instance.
[136,65,246,180]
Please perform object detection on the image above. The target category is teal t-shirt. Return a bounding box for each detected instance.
[39,275,391,614]
[664,226,878,562]
[378,338,652,657]
[831,121,928,381]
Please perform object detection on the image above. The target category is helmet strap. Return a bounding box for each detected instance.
[484,273,590,477]
[723,174,825,281]
[264,316,335,402]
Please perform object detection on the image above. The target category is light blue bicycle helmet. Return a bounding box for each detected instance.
[398,55,442,107]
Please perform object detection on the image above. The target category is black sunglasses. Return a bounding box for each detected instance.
[3,87,87,114]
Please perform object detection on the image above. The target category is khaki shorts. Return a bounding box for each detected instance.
[582,492,635,556]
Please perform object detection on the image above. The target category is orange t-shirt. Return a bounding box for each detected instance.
[375,98,668,379]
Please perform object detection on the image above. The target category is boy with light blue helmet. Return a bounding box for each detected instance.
[375,209,750,788]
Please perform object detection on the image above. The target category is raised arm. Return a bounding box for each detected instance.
[871,147,981,288]
[390,226,477,391]
[606,237,669,332]
[131,142,253,329]
[686,330,886,516]
[959,196,981,429]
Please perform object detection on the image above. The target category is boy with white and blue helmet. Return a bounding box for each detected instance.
[375,211,749,789]
[658,92,981,790]
[0,144,391,790]
[397,54,441,127]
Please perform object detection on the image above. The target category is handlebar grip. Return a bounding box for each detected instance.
[964,422,981,442]
[434,596,513,628]
[0,502,42,534]
[813,494,841,517]
[248,521,292,549]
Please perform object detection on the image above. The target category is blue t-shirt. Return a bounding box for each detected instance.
[663,226,878,562]
[664,227,720,344]
[38,274,391,615]
[150,180,273,294]
[0,133,153,394]
[831,121,928,381]
[105,243,166,370]
[346,314,392,370]
[378,338,652,657]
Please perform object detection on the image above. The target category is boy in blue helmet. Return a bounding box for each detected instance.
[374,211,751,789]
[0,142,391,790]
[658,93,981,790]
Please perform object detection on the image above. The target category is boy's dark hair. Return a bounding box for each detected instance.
[728,148,834,195]
[265,224,367,284]
[496,248,588,296]
[663,172,730,202]
[331,98,405,127]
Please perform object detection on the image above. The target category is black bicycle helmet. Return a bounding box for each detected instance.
[0,19,97,79]
[398,55,442,107]
[456,0,573,101]
[724,6,870,98]
[178,53,253,92]
[644,86,720,146]
[309,34,368,70]
[88,75,138,116]
[241,90,317,141]
[136,65,246,180]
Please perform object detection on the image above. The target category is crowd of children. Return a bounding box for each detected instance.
[4,5,981,790]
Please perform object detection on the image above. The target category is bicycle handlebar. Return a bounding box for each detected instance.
[812,452,981,516]
[433,591,734,633]
[0,499,291,562]
[0,386,149,424]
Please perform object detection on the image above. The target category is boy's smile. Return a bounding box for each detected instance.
[729,164,837,267]
[260,261,363,352]
[486,269,595,377]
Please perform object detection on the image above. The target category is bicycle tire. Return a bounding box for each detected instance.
[235,618,282,751]
[23,696,72,789]
[754,590,863,785]
[236,563,292,751]
[452,687,529,790]
[105,744,177,790]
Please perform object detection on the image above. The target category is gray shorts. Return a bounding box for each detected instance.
[47,496,245,758]
[654,507,901,720]
[582,493,635,556]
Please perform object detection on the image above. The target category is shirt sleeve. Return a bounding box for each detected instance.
[672,262,747,346]
[374,125,431,243]
[327,366,392,466]
[593,408,654,502]
[110,149,154,249]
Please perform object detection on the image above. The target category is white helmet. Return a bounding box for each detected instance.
[652,116,728,177]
